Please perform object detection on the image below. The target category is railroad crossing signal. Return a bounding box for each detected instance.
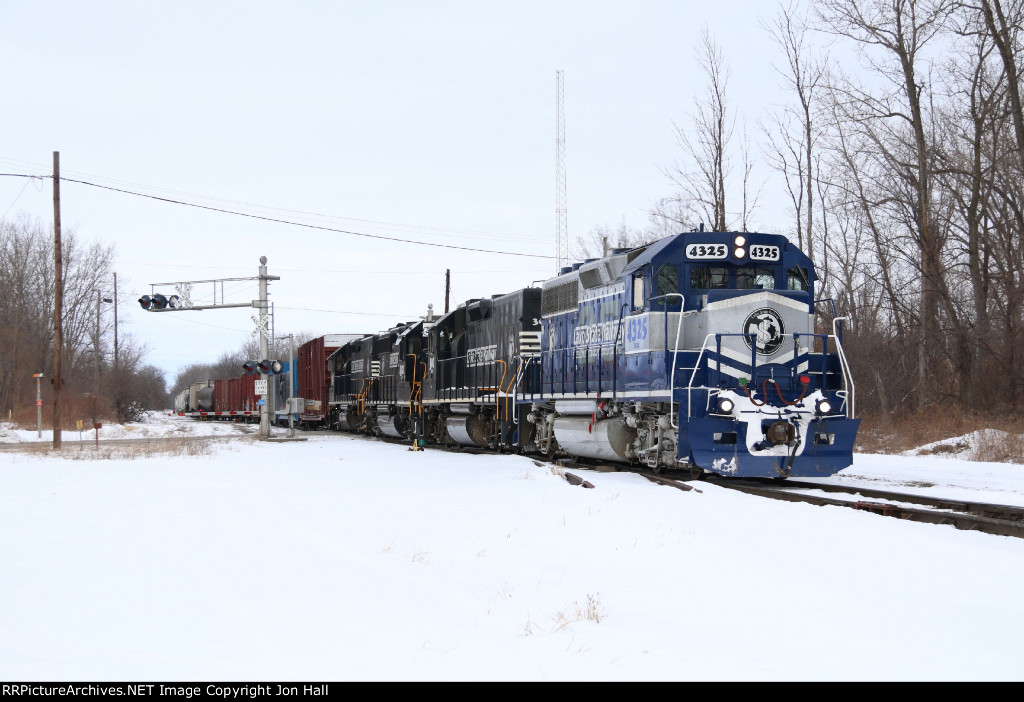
[244,360,283,375]
[257,359,284,375]
[138,294,180,311]
[141,257,281,439]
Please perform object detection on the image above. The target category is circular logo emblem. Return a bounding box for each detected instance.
[742,308,785,355]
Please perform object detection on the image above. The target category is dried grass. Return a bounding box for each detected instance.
[857,409,1024,464]
[551,593,605,632]
[4,437,217,460]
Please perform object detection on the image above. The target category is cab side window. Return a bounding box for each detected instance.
[690,266,729,289]
[736,266,776,290]
[654,264,678,307]
[787,266,810,291]
[632,274,645,311]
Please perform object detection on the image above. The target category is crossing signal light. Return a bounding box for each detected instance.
[138,293,182,311]
[139,294,169,311]
[242,361,258,375]
[257,359,284,375]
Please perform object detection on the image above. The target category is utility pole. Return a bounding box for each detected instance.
[112,272,119,370]
[287,333,295,438]
[444,269,451,314]
[52,151,63,449]
[94,290,100,431]
[94,291,112,438]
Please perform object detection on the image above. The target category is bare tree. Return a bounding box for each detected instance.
[570,222,653,262]
[817,0,955,405]
[762,1,829,259]
[662,28,735,232]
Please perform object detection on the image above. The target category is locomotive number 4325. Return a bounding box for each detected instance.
[686,243,728,260]
[749,245,780,261]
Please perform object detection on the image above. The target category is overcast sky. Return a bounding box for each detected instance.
[0,1,802,384]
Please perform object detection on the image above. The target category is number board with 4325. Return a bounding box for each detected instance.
[685,242,780,261]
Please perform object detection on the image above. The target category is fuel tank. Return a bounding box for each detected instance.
[445,415,490,447]
[377,412,410,439]
[553,416,637,463]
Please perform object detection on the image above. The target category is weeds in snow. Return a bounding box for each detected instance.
[7,437,217,460]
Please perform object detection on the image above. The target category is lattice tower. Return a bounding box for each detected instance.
[555,70,567,272]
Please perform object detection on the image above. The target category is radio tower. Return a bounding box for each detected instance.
[555,69,567,273]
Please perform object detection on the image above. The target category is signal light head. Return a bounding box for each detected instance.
[151,293,168,310]
[257,359,284,375]
[242,361,258,375]
[138,295,152,310]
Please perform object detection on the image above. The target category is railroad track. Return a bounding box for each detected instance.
[699,476,1024,539]
[378,438,1024,538]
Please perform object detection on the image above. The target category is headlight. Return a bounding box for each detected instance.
[734,235,746,247]
[816,399,833,415]
[718,397,734,414]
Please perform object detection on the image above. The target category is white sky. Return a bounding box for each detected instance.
[0,1,801,384]
[2,415,1023,681]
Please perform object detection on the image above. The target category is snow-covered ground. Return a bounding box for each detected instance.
[2,411,1023,681]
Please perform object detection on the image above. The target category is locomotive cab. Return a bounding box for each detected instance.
[637,231,858,478]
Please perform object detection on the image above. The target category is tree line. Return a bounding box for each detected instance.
[578,0,1024,416]
[0,215,166,424]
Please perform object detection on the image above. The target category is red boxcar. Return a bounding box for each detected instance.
[210,374,259,419]
[297,334,362,427]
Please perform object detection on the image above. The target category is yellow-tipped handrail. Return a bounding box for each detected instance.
[494,360,507,419]
[407,353,419,415]
[501,359,522,422]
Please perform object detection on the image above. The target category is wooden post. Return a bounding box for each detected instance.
[52,151,63,449]
[113,272,119,370]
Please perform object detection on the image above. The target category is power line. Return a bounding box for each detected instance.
[275,306,416,317]
[0,172,555,259]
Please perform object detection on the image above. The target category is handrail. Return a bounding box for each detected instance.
[494,360,507,419]
[406,353,419,416]
[683,331,855,419]
[611,303,628,401]
[650,293,686,429]
[502,358,522,422]
[830,318,855,418]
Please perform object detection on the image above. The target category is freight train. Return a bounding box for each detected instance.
[175,229,860,479]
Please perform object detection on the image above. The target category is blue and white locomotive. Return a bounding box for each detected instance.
[325,228,859,479]
[520,228,859,478]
